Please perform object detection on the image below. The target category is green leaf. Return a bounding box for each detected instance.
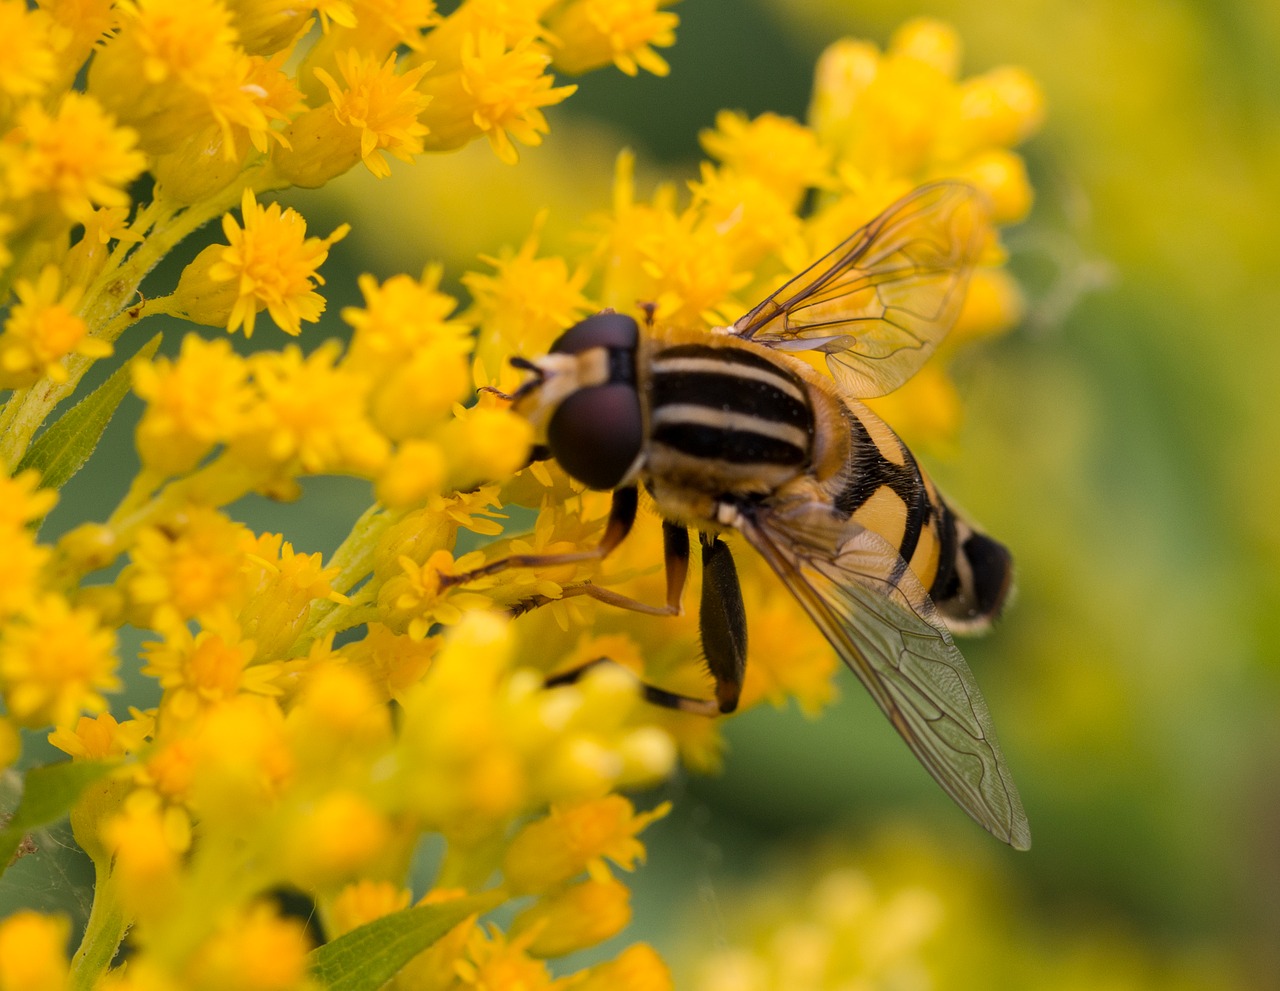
[0,760,116,874]
[309,891,502,991]
[16,333,163,492]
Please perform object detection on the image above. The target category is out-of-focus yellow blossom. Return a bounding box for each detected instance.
[679,832,1249,990]
[186,901,316,991]
[549,0,678,77]
[131,334,254,477]
[512,874,633,956]
[328,879,413,937]
[0,910,71,991]
[504,794,670,894]
[0,594,119,729]
[0,7,1035,989]
[0,265,110,388]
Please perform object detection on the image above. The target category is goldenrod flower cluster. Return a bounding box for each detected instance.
[0,5,1039,989]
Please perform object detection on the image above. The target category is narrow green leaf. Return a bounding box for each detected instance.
[16,333,163,491]
[0,760,116,873]
[309,892,502,991]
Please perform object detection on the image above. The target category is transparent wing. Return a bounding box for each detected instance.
[731,181,986,398]
[733,498,1031,849]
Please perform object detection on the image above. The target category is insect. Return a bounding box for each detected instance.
[445,181,1031,850]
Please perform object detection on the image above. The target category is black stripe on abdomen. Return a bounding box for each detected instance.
[651,370,809,428]
[652,421,808,465]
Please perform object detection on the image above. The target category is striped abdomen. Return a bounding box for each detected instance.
[834,399,1013,632]
[645,341,814,496]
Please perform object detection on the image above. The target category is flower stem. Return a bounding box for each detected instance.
[69,866,129,991]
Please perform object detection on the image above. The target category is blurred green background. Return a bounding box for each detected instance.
[27,0,1280,985]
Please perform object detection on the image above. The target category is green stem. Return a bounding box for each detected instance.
[69,865,129,991]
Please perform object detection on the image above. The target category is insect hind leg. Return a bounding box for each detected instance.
[544,657,719,717]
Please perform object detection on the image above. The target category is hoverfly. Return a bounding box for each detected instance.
[446,181,1031,849]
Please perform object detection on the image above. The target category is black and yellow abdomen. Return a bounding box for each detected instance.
[644,340,815,500]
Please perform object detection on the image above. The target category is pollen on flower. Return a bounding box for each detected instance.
[207,189,350,338]
[548,0,679,78]
[0,595,119,729]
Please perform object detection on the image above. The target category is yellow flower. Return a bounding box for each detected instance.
[503,795,669,894]
[0,91,145,225]
[237,532,345,660]
[328,880,412,937]
[100,789,191,918]
[0,265,111,387]
[142,619,274,722]
[420,31,577,164]
[184,695,294,820]
[465,224,592,383]
[120,507,256,628]
[234,342,389,476]
[0,595,119,729]
[186,901,316,991]
[511,876,632,956]
[0,2,60,101]
[205,189,351,338]
[573,943,673,991]
[282,50,433,184]
[87,0,267,157]
[338,621,442,700]
[0,910,71,991]
[49,711,153,760]
[699,110,832,208]
[548,0,678,77]
[281,790,392,890]
[343,267,472,379]
[454,926,556,991]
[132,334,254,477]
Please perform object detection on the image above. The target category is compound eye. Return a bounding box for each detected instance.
[547,383,643,490]
[550,312,639,355]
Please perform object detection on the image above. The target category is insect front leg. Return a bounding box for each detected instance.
[439,486,641,591]
[699,533,748,714]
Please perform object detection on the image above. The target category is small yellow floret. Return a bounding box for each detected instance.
[0,266,110,388]
[549,0,678,77]
[511,876,632,956]
[0,910,71,991]
[0,595,119,729]
[207,189,350,338]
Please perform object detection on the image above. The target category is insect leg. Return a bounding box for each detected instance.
[440,486,640,589]
[699,533,748,714]
[509,521,690,618]
[544,657,718,717]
